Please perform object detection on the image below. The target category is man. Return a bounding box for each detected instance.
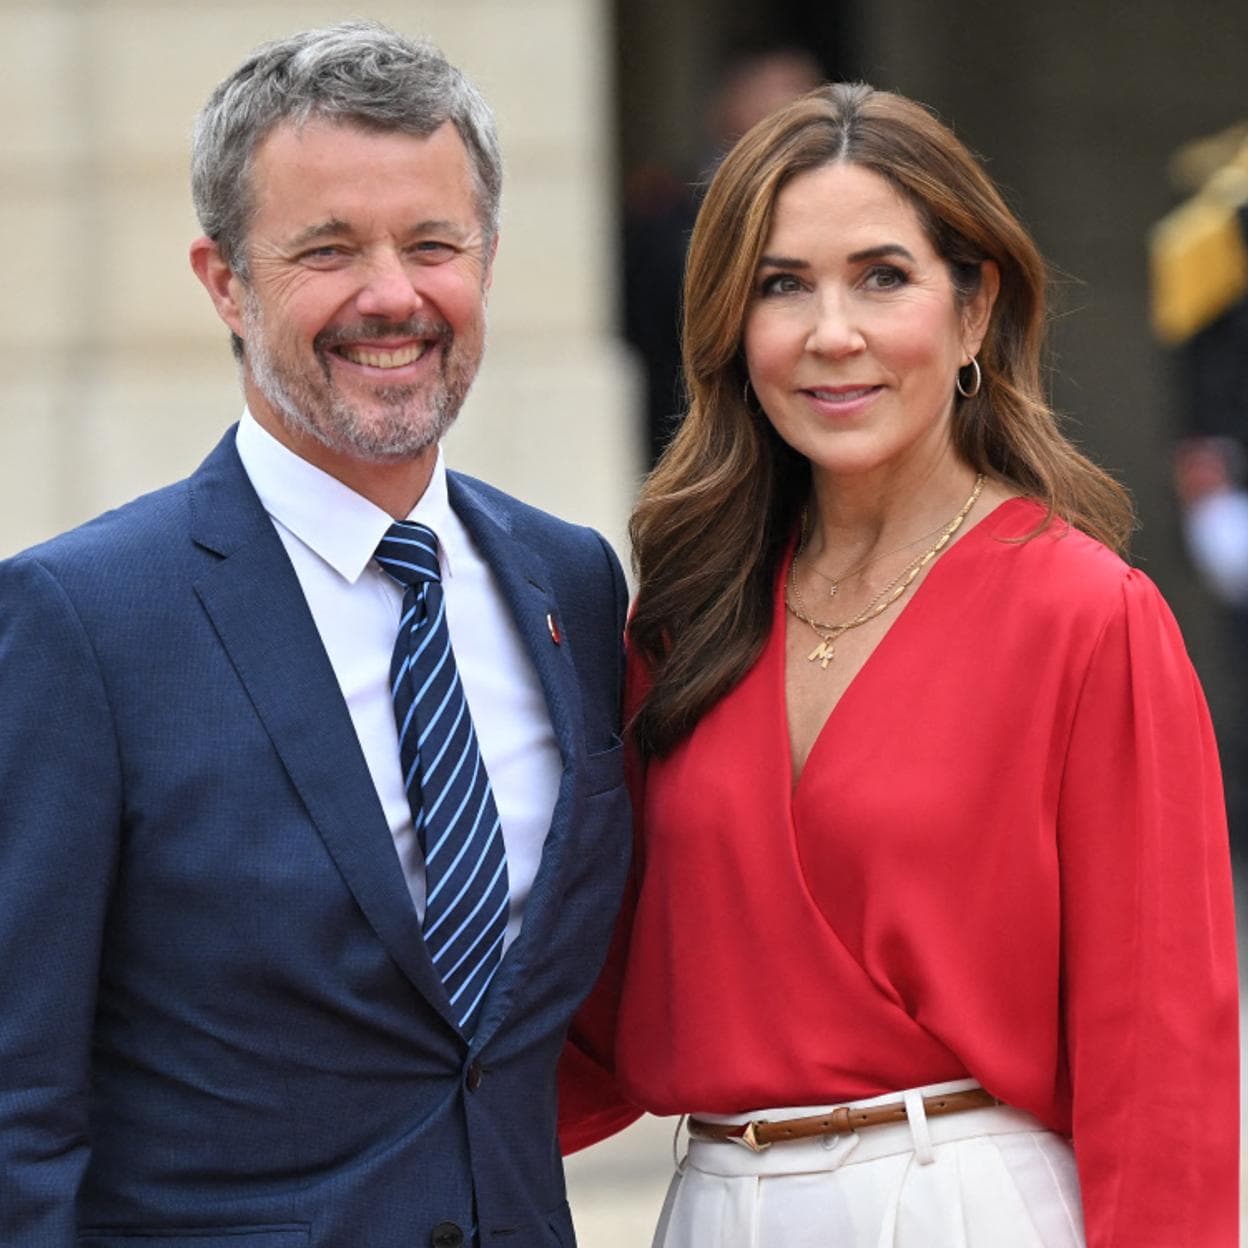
[0,22,630,1247]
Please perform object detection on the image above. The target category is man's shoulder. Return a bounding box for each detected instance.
[6,476,195,584]
[447,470,616,564]
[5,429,248,588]
[449,470,587,533]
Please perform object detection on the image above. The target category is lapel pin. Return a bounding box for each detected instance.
[546,612,562,645]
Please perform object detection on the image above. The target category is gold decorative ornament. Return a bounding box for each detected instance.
[786,474,985,669]
[802,516,952,599]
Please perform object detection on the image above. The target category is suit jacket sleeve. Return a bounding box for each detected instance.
[558,640,648,1154]
[557,867,643,1154]
[0,554,122,1244]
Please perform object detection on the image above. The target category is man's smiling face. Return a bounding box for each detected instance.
[232,116,494,467]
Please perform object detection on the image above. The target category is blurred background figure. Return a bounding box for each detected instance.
[1174,437,1248,611]
[623,47,823,465]
[1152,126,1248,845]
[707,47,826,149]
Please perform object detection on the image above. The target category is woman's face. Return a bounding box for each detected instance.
[742,161,994,486]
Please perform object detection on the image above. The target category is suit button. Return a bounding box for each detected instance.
[431,1221,464,1248]
[466,1060,483,1091]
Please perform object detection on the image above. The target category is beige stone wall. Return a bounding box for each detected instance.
[0,0,641,563]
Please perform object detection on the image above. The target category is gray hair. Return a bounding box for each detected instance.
[191,20,502,278]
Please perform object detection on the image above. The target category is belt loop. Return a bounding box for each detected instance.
[672,1113,689,1174]
[903,1089,935,1165]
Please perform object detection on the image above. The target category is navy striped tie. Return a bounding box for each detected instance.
[376,521,510,1035]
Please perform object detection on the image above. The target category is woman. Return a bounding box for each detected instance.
[560,83,1239,1247]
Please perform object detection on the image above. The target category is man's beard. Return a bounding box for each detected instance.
[241,296,483,462]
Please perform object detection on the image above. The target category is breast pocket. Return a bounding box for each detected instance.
[582,738,624,797]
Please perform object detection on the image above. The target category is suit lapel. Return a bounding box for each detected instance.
[187,432,460,1032]
[447,475,586,1044]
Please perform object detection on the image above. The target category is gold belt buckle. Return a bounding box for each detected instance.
[731,1120,771,1153]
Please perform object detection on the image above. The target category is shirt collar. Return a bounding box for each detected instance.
[234,409,458,584]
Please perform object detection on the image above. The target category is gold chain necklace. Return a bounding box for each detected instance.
[785,474,985,669]
[801,517,952,598]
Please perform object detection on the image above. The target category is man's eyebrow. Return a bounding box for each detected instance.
[286,219,353,249]
[409,218,466,236]
[285,219,472,250]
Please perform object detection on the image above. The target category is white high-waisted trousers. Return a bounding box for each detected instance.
[652,1080,1086,1248]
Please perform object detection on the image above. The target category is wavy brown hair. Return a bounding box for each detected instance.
[628,82,1135,757]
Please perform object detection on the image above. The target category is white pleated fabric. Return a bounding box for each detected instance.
[653,1080,1086,1248]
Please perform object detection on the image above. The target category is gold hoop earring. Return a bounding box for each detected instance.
[956,357,982,399]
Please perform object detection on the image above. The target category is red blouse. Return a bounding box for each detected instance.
[560,499,1239,1247]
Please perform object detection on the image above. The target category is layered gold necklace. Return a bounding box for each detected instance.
[785,473,985,670]
[803,515,952,598]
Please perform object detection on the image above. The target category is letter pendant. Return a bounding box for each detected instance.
[808,639,835,669]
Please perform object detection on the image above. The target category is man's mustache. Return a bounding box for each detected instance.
[314,319,452,350]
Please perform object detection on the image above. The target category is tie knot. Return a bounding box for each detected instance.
[376,521,441,588]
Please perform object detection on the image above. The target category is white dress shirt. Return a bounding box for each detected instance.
[235,411,562,950]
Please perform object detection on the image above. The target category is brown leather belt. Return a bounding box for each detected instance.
[686,1088,999,1153]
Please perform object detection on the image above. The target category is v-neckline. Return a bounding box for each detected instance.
[783,495,1029,797]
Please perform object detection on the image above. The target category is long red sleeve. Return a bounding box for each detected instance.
[591,499,1237,1244]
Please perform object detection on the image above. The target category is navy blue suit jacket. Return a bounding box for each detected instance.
[0,429,632,1248]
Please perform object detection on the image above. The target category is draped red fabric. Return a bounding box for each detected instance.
[560,498,1238,1246]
